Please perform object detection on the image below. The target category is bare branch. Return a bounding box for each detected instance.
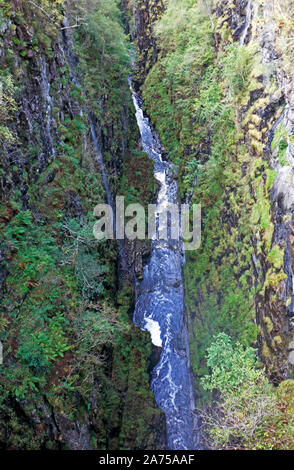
[60,23,88,30]
[28,1,51,19]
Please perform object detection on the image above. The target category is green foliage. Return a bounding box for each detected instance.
[143,0,214,170]
[0,73,17,144]
[183,158,201,193]
[201,333,263,393]
[202,334,276,449]
[0,0,162,450]
[200,334,294,450]
[272,122,289,166]
[73,0,131,122]
[221,43,257,100]
[119,150,155,208]
[2,210,58,296]
[142,0,285,399]
[268,245,285,270]
[0,202,160,448]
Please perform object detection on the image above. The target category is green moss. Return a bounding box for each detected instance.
[139,0,288,403]
[120,150,155,209]
[264,316,274,334]
[0,0,162,450]
[272,122,289,165]
[273,335,283,347]
[262,342,271,359]
[268,245,285,269]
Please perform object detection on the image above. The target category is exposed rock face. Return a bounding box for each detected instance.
[204,0,294,382]
[0,1,165,450]
[131,0,165,88]
[1,30,74,204]
[0,28,95,447]
[133,0,294,385]
[214,0,294,381]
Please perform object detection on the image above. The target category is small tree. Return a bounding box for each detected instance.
[199,333,277,449]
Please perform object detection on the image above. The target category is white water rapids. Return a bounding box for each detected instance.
[130,80,200,450]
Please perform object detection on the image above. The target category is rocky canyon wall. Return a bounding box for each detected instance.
[0,0,164,450]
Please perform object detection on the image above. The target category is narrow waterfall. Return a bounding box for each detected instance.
[240,0,253,46]
[130,81,200,450]
[61,26,114,214]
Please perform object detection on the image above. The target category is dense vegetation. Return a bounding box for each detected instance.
[0,0,163,450]
[1,0,294,451]
[200,334,294,449]
[142,0,273,368]
[139,0,294,449]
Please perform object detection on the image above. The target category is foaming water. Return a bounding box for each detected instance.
[130,80,199,450]
[240,0,253,46]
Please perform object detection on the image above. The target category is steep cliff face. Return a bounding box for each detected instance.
[132,0,294,448]
[212,0,294,383]
[122,0,165,87]
[136,0,294,382]
[0,0,164,450]
[2,0,294,451]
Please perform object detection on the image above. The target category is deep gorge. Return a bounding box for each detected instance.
[0,0,294,451]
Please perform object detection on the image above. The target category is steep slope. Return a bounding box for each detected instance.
[121,0,165,87]
[129,0,294,449]
[0,0,165,450]
[2,0,294,451]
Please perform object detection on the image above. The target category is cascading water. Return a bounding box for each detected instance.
[61,25,114,213]
[130,81,200,450]
[63,18,199,446]
[240,0,253,46]
[37,56,56,169]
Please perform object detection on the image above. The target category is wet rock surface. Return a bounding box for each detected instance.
[131,84,199,450]
[0,5,165,450]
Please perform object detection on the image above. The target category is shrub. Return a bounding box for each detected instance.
[199,333,294,450]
